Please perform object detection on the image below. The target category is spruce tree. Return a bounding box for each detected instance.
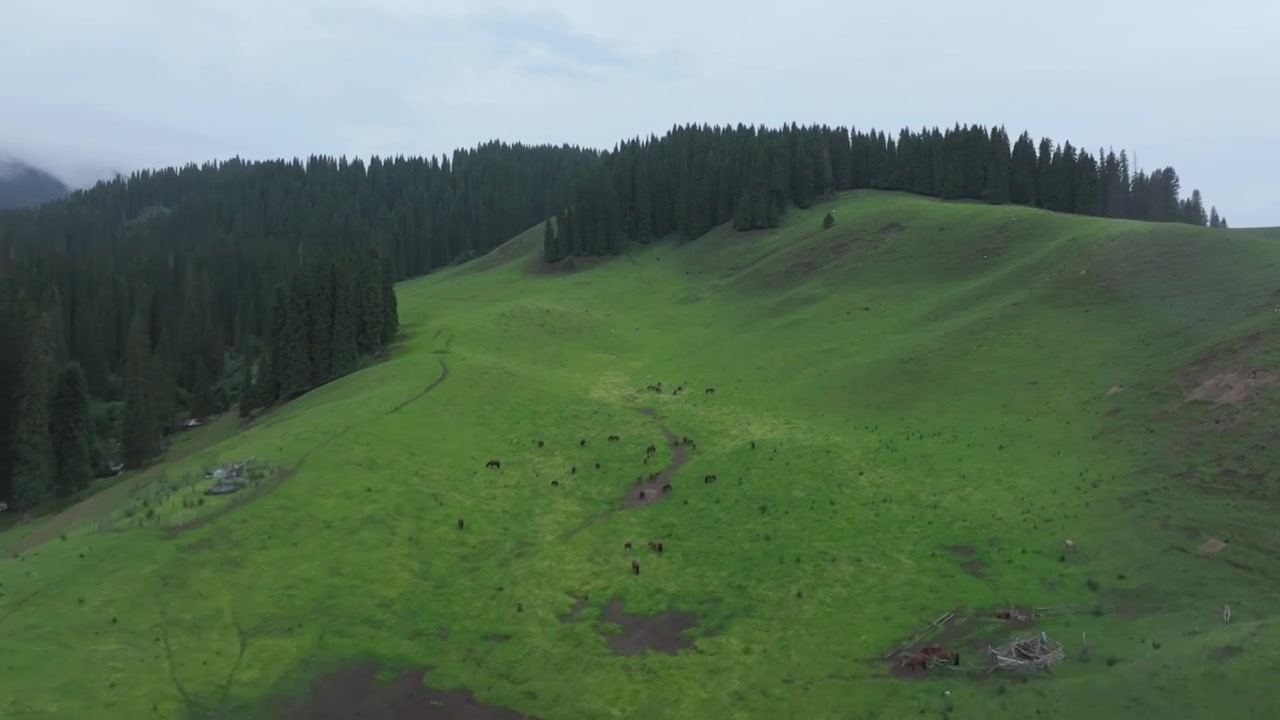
[50,362,92,497]
[732,189,752,231]
[279,282,314,399]
[542,218,558,262]
[122,312,161,468]
[330,263,360,378]
[983,127,1012,204]
[10,315,54,509]
[238,362,256,418]
[1209,206,1221,228]
[380,275,399,346]
[306,264,334,384]
[635,159,654,242]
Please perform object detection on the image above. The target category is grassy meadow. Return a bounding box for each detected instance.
[3,191,1280,719]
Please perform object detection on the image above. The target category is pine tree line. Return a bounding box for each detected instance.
[544,123,1225,261]
[0,142,595,508]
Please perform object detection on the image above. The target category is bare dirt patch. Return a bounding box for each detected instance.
[559,409,690,540]
[1199,538,1228,554]
[598,599,706,656]
[878,222,906,234]
[624,425,690,509]
[1184,371,1276,407]
[1105,407,1123,417]
[947,545,975,557]
[277,663,540,720]
[960,560,987,579]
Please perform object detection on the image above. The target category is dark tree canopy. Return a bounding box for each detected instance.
[541,123,1218,262]
[0,126,1221,509]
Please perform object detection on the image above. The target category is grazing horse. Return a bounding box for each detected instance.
[1223,603,1233,623]
[457,518,465,530]
[624,542,633,551]
[647,540,664,553]
[705,387,716,395]
[551,480,560,487]
[608,435,621,442]
[580,438,587,447]
[594,462,601,469]
[646,444,656,455]
[631,560,640,575]
[1065,539,1077,553]
[661,483,672,493]
[750,440,756,450]
[486,460,501,469]
[704,473,718,483]
[570,465,577,474]
[536,440,544,447]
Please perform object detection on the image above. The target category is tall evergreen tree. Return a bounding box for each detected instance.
[381,275,399,346]
[50,362,93,497]
[10,314,54,509]
[983,126,1012,204]
[122,312,161,468]
[1209,206,1221,228]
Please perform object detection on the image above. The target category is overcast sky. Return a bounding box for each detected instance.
[2,0,1276,226]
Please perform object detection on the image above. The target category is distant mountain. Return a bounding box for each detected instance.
[0,158,71,209]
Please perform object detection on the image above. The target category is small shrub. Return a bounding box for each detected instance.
[822,211,835,229]
[1105,656,1120,667]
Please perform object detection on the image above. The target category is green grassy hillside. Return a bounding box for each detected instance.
[3,191,1279,719]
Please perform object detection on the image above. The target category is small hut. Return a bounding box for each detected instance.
[988,632,1065,674]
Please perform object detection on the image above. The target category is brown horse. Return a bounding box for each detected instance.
[631,560,640,575]
[485,460,501,469]
[900,652,930,672]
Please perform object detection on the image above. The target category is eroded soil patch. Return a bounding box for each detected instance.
[1183,371,1276,407]
[624,424,690,510]
[599,599,706,656]
[1199,538,1228,554]
[277,663,540,719]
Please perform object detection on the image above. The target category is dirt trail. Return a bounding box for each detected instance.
[624,424,690,509]
[276,663,541,720]
[391,358,450,414]
[561,407,690,540]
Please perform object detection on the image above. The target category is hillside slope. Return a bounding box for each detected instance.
[0,158,70,209]
[2,191,1279,720]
